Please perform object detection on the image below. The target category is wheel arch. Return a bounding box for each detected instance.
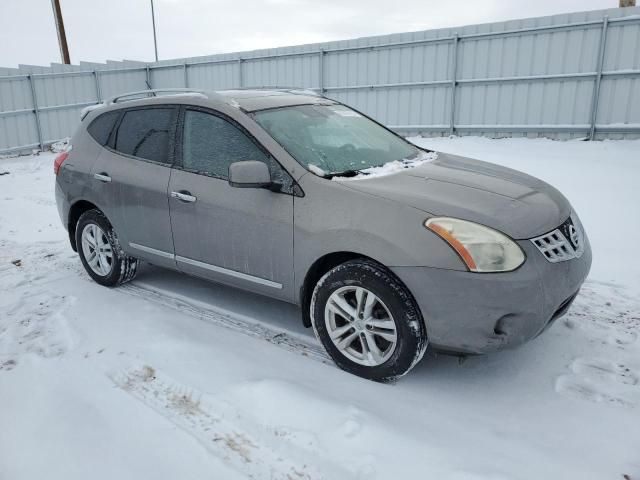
[299,251,378,327]
[67,199,101,251]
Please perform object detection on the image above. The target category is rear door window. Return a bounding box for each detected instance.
[87,111,120,146]
[113,107,176,164]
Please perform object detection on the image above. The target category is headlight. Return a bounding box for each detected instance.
[425,217,525,272]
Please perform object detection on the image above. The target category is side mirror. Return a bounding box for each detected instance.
[228,160,272,189]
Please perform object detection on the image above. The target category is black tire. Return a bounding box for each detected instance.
[75,209,138,287]
[311,259,428,382]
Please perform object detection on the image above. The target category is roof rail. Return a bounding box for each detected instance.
[229,86,325,97]
[105,88,211,105]
[80,88,213,121]
[79,86,324,121]
[281,88,325,97]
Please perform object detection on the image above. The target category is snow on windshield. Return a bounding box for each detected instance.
[331,150,438,181]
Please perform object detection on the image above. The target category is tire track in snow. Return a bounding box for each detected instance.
[109,364,353,480]
[120,282,331,364]
[2,238,331,365]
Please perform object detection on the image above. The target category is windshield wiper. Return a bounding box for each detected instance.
[324,169,369,179]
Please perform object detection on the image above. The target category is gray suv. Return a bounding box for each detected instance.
[54,88,591,381]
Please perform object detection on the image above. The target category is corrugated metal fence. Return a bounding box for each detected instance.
[1,6,639,154]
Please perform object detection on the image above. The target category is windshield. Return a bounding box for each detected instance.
[252,104,420,176]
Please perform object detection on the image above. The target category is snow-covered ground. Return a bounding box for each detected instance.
[1,137,639,480]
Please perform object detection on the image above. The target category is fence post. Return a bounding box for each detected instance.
[449,33,459,136]
[27,74,44,151]
[183,62,188,87]
[238,58,243,88]
[93,70,102,102]
[319,49,325,93]
[589,16,609,141]
[146,65,152,89]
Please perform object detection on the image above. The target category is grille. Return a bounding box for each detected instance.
[530,214,585,263]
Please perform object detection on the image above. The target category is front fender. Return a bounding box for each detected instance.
[293,174,466,300]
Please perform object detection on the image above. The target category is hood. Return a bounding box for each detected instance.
[337,152,571,239]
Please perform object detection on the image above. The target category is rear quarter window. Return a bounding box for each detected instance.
[86,111,120,146]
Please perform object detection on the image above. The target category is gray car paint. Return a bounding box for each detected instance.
[92,145,177,269]
[393,236,592,353]
[55,89,592,355]
[168,166,295,301]
[337,154,571,240]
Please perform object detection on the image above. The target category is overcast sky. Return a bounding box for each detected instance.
[0,0,617,68]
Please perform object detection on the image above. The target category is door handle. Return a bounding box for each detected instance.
[170,191,197,203]
[94,172,111,183]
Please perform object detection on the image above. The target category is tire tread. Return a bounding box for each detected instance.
[76,209,138,287]
[311,258,428,382]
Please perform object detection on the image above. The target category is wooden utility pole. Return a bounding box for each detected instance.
[620,0,636,7]
[51,0,71,64]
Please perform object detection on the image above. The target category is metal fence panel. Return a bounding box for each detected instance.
[243,54,319,89]
[1,6,640,154]
[97,69,148,101]
[596,20,640,135]
[188,61,239,90]
[149,66,185,88]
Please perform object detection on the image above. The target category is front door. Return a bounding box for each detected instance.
[168,107,295,300]
[90,105,178,268]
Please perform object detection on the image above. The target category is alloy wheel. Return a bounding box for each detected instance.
[81,223,113,276]
[324,286,398,366]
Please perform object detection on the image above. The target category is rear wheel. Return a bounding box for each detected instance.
[311,259,428,381]
[75,209,137,287]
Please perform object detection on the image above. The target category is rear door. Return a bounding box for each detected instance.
[168,107,295,300]
[89,105,178,268]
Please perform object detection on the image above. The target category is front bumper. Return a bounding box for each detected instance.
[391,235,592,354]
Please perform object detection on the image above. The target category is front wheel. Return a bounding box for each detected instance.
[311,259,428,381]
[75,209,138,287]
